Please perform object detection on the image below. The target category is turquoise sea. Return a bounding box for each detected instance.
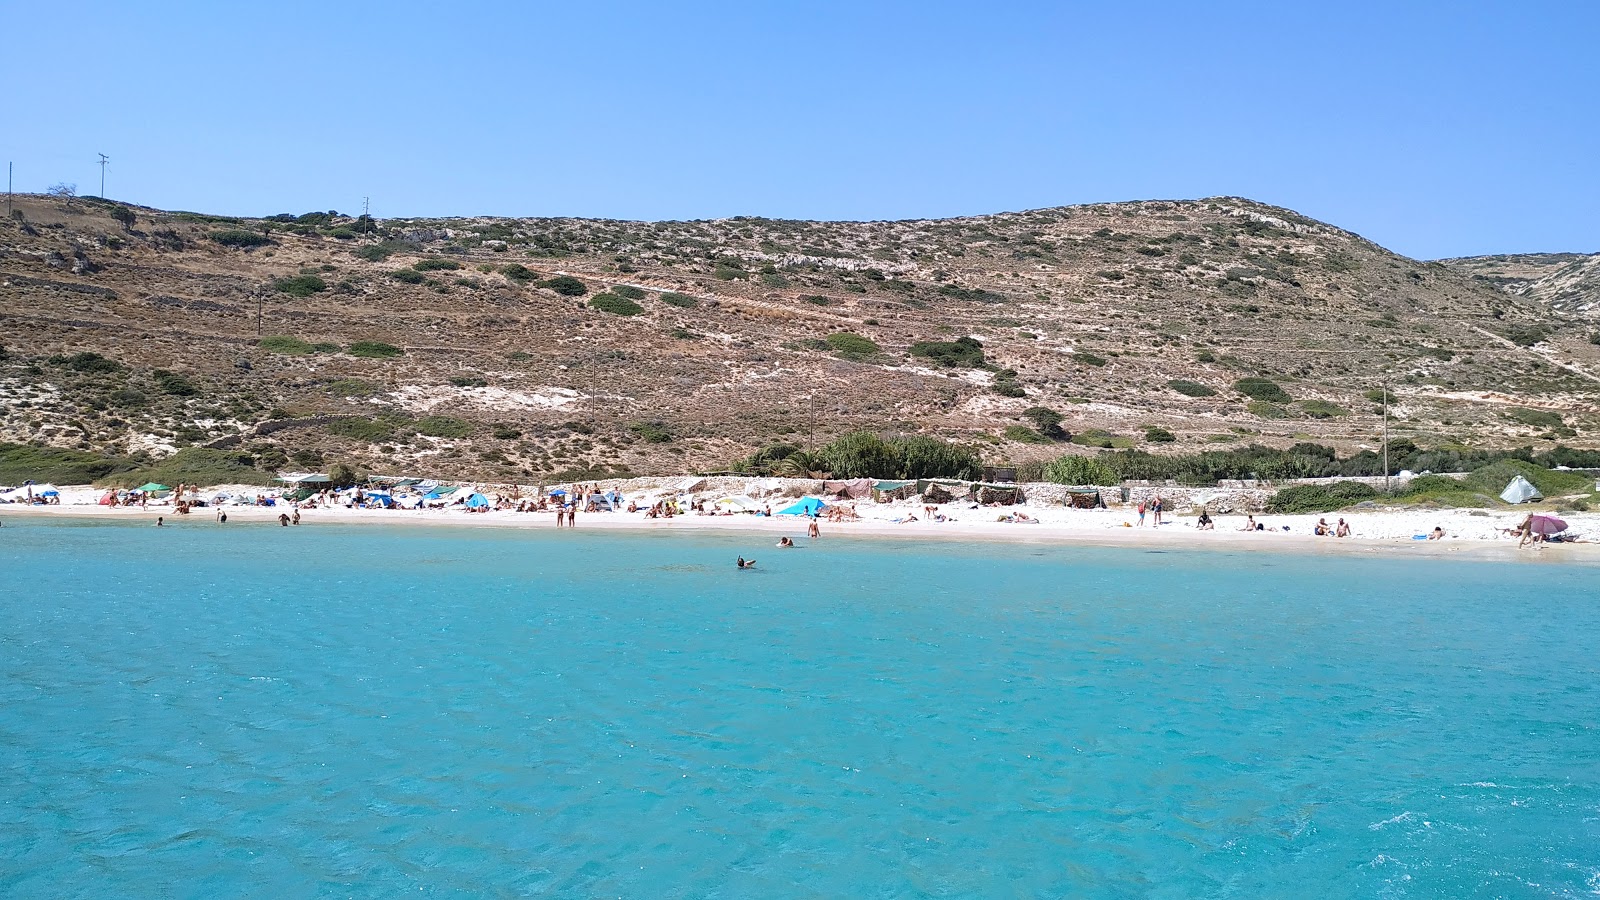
[1,520,1597,898]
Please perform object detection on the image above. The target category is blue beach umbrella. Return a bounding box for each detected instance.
[778,497,827,516]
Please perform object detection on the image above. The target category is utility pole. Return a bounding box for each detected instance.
[6,162,12,218]
[97,153,110,198]
[362,196,370,232]
[1382,385,1390,494]
[808,393,815,446]
[256,292,263,336]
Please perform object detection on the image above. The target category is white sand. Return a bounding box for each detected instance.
[7,484,1597,563]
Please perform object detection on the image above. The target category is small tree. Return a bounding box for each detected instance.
[1022,406,1066,440]
[328,462,360,488]
[109,205,136,230]
[46,183,78,206]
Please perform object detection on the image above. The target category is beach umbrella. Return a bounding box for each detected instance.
[778,497,827,516]
[548,488,567,496]
[137,483,170,493]
[1526,514,1568,536]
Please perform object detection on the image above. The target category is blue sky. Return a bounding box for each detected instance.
[4,1,1594,259]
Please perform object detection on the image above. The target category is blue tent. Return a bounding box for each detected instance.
[464,492,489,509]
[778,497,826,516]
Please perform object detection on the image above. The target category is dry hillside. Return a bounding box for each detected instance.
[1438,251,1600,316]
[3,194,1598,481]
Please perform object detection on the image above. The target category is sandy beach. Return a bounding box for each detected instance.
[8,483,1597,565]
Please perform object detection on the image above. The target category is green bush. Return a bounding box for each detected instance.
[611,284,646,300]
[1072,351,1107,367]
[153,370,199,397]
[660,291,699,308]
[1234,377,1291,402]
[803,295,831,306]
[825,332,880,360]
[107,448,276,488]
[992,372,1026,397]
[1070,429,1133,449]
[326,378,379,397]
[501,264,537,282]
[1195,349,1216,363]
[413,258,462,272]
[630,421,674,443]
[449,375,488,388]
[818,431,978,480]
[259,335,312,355]
[590,293,644,316]
[1299,399,1349,418]
[1168,379,1217,397]
[1022,406,1066,439]
[211,229,271,248]
[347,341,402,359]
[389,269,425,284]
[1247,400,1291,418]
[352,241,409,262]
[1265,481,1379,513]
[64,352,122,374]
[415,416,472,438]
[0,442,138,484]
[909,336,985,368]
[1144,426,1177,443]
[1043,454,1118,486]
[1004,425,1051,444]
[327,417,399,442]
[543,275,588,296]
[272,274,328,297]
[1508,407,1563,429]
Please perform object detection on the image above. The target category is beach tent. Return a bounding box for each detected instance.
[778,497,827,516]
[1500,476,1543,504]
[423,486,458,501]
[136,483,170,493]
[364,492,396,508]
[823,479,874,500]
[98,490,117,506]
[464,492,490,509]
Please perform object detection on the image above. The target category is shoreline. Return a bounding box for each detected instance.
[8,500,1597,565]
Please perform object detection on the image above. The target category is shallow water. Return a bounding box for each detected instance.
[2,520,1597,897]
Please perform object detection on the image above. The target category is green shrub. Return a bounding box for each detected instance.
[211,229,271,248]
[449,375,489,388]
[153,370,199,396]
[992,371,1026,397]
[389,269,425,284]
[347,341,402,359]
[1247,400,1291,418]
[1071,429,1125,448]
[543,275,588,296]
[1195,349,1216,363]
[825,332,880,360]
[1508,407,1563,429]
[325,227,358,240]
[0,442,138,485]
[1234,377,1291,402]
[1072,351,1107,367]
[272,274,328,297]
[1265,481,1379,513]
[1004,425,1051,443]
[415,416,472,438]
[327,417,399,442]
[1144,426,1177,443]
[352,241,410,262]
[630,421,673,443]
[1168,379,1217,397]
[326,378,379,397]
[106,448,275,488]
[413,258,462,272]
[64,352,122,374]
[1502,324,1549,347]
[611,284,646,300]
[590,293,644,316]
[259,335,312,355]
[1299,399,1349,418]
[803,295,831,306]
[1043,454,1118,486]
[819,431,978,480]
[1023,406,1066,439]
[660,291,699,308]
[501,263,537,282]
[909,336,985,368]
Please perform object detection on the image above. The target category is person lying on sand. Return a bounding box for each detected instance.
[1429,526,1446,541]
[896,514,919,524]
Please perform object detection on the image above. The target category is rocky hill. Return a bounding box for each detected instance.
[1438,251,1600,316]
[3,194,1598,482]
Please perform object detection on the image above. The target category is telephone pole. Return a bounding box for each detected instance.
[1381,385,1390,494]
[97,154,110,198]
[7,162,12,218]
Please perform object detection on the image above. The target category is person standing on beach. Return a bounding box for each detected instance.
[1137,501,1146,527]
[1153,495,1165,526]
[807,516,820,539]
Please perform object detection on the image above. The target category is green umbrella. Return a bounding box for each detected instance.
[137,483,170,493]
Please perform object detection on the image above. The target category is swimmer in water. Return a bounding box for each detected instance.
[737,556,756,569]
[777,537,794,548]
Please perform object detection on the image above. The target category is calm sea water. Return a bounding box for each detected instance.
[1,520,1597,898]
